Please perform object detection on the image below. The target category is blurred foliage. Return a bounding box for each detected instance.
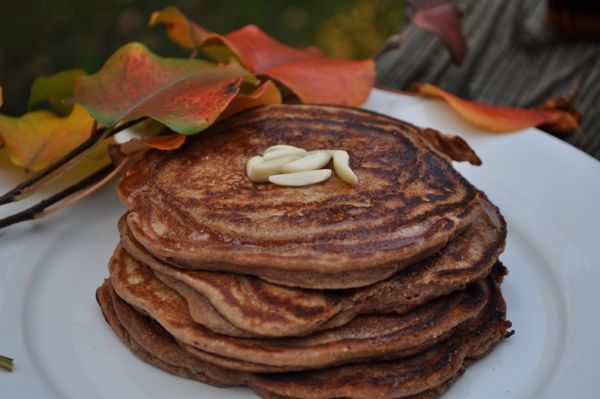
[0,0,405,116]
[318,0,405,59]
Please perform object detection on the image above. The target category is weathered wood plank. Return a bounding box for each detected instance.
[377,0,600,160]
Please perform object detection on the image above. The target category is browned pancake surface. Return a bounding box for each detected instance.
[118,104,481,288]
[108,243,500,371]
[96,266,509,398]
[119,192,505,338]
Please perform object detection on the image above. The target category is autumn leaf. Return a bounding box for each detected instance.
[413,83,581,133]
[203,25,323,71]
[204,25,374,105]
[264,58,374,105]
[28,69,87,114]
[409,0,466,64]
[151,9,375,106]
[0,105,94,171]
[219,80,282,120]
[142,133,186,150]
[71,42,250,135]
[149,6,208,50]
[537,93,583,135]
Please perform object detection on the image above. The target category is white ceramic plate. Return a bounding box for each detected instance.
[1,89,599,398]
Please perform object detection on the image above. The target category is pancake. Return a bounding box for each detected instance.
[119,193,506,338]
[108,243,499,372]
[96,265,510,398]
[118,104,483,289]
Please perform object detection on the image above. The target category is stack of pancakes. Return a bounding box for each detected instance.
[97,105,512,398]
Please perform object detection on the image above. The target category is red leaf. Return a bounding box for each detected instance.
[204,25,375,105]
[409,0,466,64]
[413,83,581,133]
[72,42,249,135]
[204,25,323,72]
[151,9,375,106]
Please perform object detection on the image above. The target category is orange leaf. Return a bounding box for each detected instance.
[0,105,94,171]
[141,133,186,150]
[266,58,374,105]
[219,80,282,120]
[413,83,581,133]
[204,25,374,105]
[149,6,208,50]
[204,25,323,72]
[151,9,375,106]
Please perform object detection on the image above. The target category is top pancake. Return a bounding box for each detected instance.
[118,104,482,289]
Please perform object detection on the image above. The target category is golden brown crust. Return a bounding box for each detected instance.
[96,267,510,398]
[109,242,498,371]
[118,192,506,338]
[118,104,482,288]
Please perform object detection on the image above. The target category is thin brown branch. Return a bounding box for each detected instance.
[36,157,131,219]
[0,117,144,206]
[0,163,115,230]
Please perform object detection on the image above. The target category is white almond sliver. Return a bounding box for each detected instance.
[264,144,304,153]
[262,147,308,161]
[308,149,334,156]
[333,150,358,186]
[269,169,332,187]
[281,150,332,173]
[246,155,263,177]
[248,155,302,182]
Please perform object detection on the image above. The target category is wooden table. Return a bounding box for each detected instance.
[376,0,600,160]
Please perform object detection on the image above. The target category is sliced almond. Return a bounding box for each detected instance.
[269,169,332,187]
[264,144,304,153]
[281,150,332,173]
[333,150,358,186]
[248,155,302,182]
[262,147,308,161]
[246,155,263,177]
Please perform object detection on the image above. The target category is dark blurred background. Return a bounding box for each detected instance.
[0,0,405,116]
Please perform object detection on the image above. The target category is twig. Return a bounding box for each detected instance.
[0,117,144,206]
[0,163,115,229]
[36,157,131,219]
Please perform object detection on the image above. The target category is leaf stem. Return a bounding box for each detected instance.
[0,117,144,206]
[0,355,14,372]
[0,163,115,230]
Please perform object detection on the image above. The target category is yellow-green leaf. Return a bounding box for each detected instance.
[149,6,208,50]
[0,105,94,171]
[28,69,87,114]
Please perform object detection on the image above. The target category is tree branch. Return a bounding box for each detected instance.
[0,117,145,206]
[0,163,115,229]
